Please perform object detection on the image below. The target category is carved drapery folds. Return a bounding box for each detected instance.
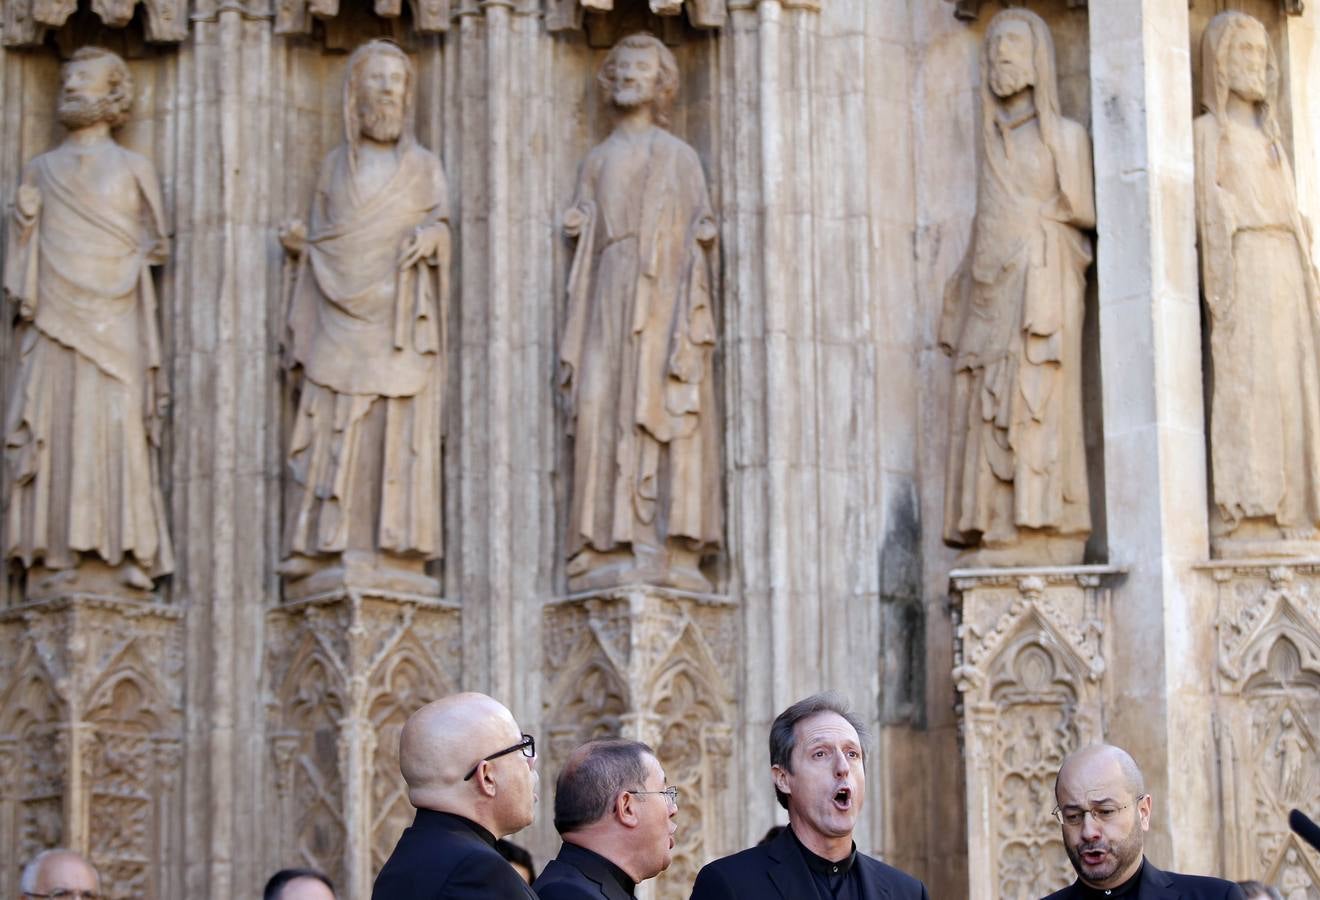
[543,588,736,900]
[0,598,183,900]
[1208,562,1320,894]
[951,568,1119,900]
[265,592,459,900]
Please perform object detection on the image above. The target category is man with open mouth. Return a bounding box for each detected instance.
[690,692,928,900]
[1044,744,1245,899]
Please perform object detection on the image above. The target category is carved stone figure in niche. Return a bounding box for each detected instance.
[1195,12,1320,558]
[560,33,721,592]
[939,9,1094,567]
[3,47,174,596]
[279,39,448,596]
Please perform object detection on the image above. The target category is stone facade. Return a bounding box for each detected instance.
[0,1,1318,900]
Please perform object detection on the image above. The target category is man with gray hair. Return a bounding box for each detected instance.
[534,739,678,899]
[20,848,100,899]
[690,692,928,900]
[1044,743,1245,898]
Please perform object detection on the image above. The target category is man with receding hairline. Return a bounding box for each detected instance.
[1044,743,1245,899]
[20,848,100,900]
[371,692,539,900]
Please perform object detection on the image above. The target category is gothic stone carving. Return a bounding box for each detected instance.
[1207,562,1320,896]
[543,587,736,900]
[938,10,1095,568]
[952,567,1118,900]
[2,0,184,45]
[275,0,450,37]
[265,590,459,900]
[560,34,722,594]
[1195,12,1320,559]
[4,48,174,599]
[0,597,183,900]
[545,0,727,31]
[279,40,449,601]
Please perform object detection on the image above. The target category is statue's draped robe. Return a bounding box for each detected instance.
[560,127,721,557]
[3,146,174,574]
[283,142,446,560]
[1195,113,1320,532]
[940,115,1094,547]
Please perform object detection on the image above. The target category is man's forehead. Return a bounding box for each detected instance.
[363,52,407,74]
[796,712,860,745]
[1057,755,1130,800]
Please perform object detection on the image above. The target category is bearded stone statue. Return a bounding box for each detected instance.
[3,47,174,595]
[279,39,449,596]
[560,33,722,592]
[1195,12,1320,557]
[939,9,1095,567]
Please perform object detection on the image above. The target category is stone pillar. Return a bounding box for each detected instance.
[542,588,737,900]
[1285,8,1320,229]
[1088,3,1215,872]
[951,566,1121,900]
[265,591,461,900]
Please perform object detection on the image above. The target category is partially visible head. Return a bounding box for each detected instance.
[495,839,536,884]
[553,739,677,883]
[262,869,336,900]
[59,47,133,130]
[1053,744,1152,890]
[1203,12,1278,119]
[1237,881,1283,900]
[598,33,680,127]
[21,849,100,899]
[769,693,868,851]
[344,39,414,146]
[987,13,1036,99]
[398,692,538,838]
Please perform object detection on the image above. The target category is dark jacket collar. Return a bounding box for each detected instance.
[766,825,890,900]
[556,842,635,899]
[1071,859,1177,900]
[411,808,498,848]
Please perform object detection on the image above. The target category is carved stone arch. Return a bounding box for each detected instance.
[1238,597,1320,694]
[83,642,174,733]
[0,650,67,879]
[983,610,1095,709]
[543,624,631,772]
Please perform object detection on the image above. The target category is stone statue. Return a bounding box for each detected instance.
[1195,11,1320,558]
[3,47,174,595]
[938,9,1094,567]
[560,33,721,592]
[279,39,448,596]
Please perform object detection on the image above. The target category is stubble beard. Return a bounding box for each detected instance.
[1066,825,1143,887]
[58,95,114,130]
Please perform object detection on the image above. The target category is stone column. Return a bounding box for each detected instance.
[1088,3,1214,872]
[1285,8,1320,228]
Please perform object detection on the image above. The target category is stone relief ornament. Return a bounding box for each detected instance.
[560,34,722,593]
[1195,12,1320,559]
[279,39,449,599]
[939,9,1095,568]
[3,48,174,598]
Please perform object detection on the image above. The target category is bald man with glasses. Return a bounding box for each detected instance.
[372,692,540,900]
[19,850,100,900]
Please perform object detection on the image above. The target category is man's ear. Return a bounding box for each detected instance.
[617,790,640,828]
[475,761,499,798]
[1137,793,1153,832]
[772,765,790,799]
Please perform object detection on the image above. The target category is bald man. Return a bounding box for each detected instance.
[20,849,99,900]
[1044,744,1245,899]
[372,692,540,900]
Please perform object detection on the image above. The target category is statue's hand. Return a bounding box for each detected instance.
[279,219,307,259]
[399,223,448,269]
[15,185,40,224]
[694,216,717,244]
[563,205,588,237]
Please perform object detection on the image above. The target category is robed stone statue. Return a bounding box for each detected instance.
[560,33,722,592]
[1195,12,1320,557]
[279,39,448,596]
[939,10,1094,567]
[4,47,174,595]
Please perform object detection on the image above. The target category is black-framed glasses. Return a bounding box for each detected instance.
[23,892,102,899]
[463,733,535,781]
[1051,795,1146,827]
[629,786,680,808]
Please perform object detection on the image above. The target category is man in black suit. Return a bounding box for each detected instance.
[1042,743,1245,899]
[371,692,540,900]
[690,692,928,900]
[534,739,678,900]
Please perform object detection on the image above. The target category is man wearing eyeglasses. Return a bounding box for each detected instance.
[372,692,540,900]
[19,849,100,900]
[533,739,679,899]
[1044,744,1245,899]
[690,692,928,900]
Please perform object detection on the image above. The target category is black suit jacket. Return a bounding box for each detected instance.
[689,826,929,900]
[533,842,635,900]
[1041,860,1246,900]
[371,808,539,900]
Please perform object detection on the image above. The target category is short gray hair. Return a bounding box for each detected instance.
[553,739,655,834]
[769,692,869,810]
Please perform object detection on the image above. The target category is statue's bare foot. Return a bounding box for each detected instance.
[277,554,320,578]
[118,562,153,591]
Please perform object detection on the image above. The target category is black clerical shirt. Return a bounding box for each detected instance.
[430,810,498,847]
[791,827,860,900]
[1077,859,1145,899]
[565,842,636,898]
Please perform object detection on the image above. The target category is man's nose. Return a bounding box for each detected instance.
[834,752,851,775]
[1079,814,1103,841]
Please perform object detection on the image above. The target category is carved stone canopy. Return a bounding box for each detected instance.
[3,0,187,46]
[946,0,1303,19]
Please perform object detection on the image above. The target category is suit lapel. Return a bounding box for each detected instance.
[557,843,633,900]
[1139,860,1179,900]
[766,828,821,900]
[855,855,892,900]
